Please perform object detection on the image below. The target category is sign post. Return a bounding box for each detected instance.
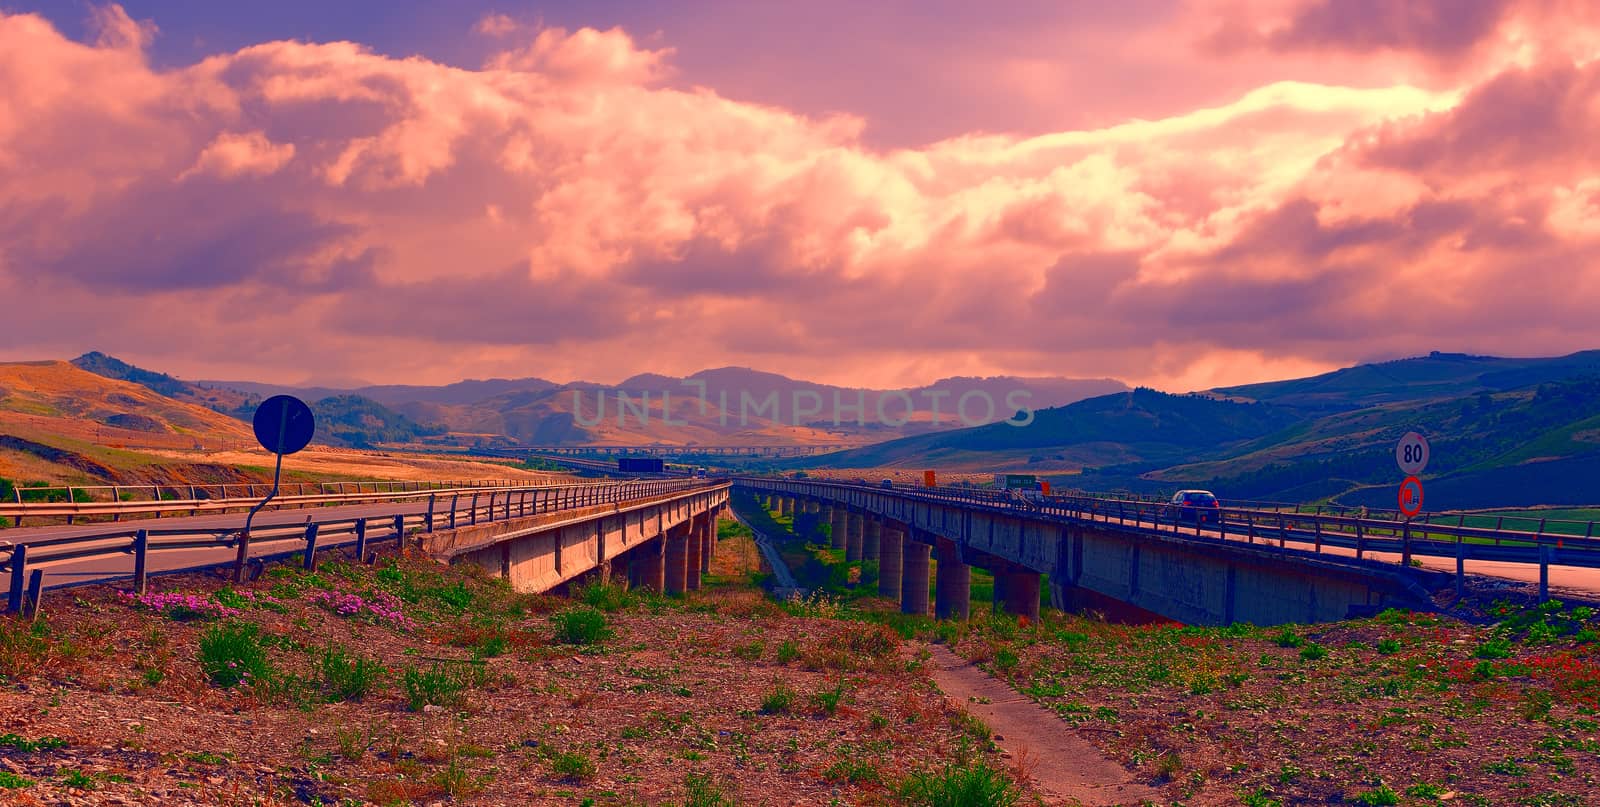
[235,395,315,581]
[1394,431,1430,567]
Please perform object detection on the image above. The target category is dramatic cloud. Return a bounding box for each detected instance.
[0,3,1597,392]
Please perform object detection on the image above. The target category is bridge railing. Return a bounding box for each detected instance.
[0,478,724,611]
[735,477,1600,570]
[0,478,600,526]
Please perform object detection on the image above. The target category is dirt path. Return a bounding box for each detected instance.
[924,644,1160,806]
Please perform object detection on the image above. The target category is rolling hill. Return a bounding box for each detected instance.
[795,351,1600,510]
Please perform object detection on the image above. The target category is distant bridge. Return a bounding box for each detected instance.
[737,478,1600,627]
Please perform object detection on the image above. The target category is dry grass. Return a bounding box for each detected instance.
[0,541,1016,805]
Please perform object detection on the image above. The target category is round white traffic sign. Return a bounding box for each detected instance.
[1395,431,1430,476]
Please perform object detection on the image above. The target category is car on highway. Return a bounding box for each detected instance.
[1163,489,1221,525]
[880,479,894,489]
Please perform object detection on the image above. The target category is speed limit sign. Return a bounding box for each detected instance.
[1395,431,1430,476]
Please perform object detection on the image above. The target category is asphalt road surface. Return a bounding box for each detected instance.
[0,499,459,596]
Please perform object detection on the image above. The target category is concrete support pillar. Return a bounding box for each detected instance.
[685,518,704,591]
[701,514,715,573]
[808,499,820,514]
[665,525,690,594]
[863,517,882,562]
[846,510,865,562]
[830,507,848,550]
[763,495,773,510]
[934,538,971,621]
[901,537,931,616]
[633,536,666,593]
[879,522,904,599]
[1002,570,1042,622]
[992,569,1010,613]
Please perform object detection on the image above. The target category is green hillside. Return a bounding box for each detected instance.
[801,388,1298,470]
[1214,350,1600,411]
[232,395,448,449]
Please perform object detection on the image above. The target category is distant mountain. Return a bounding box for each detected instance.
[803,387,1298,471]
[232,394,448,449]
[203,376,559,408]
[206,366,1126,447]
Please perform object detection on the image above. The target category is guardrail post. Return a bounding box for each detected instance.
[425,495,436,533]
[111,486,121,521]
[1246,513,1255,544]
[394,515,405,551]
[1355,522,1365,560]
[65,487,74,525]
[1455,538,1465,598]
[302,523,320,572]
[132,530,149,596]
[470,493,479,526]
[1539,545,1551,602]
[23,569,43,619]
[7,544,27,614]
[487,492,497,523]
[354,518,368,563]
[449,495,459,530]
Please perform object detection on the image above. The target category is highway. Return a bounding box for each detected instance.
[0,480,704,602]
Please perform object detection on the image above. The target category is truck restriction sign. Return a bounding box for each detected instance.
[1396,431,1430,476]
[1398,476,1424,518]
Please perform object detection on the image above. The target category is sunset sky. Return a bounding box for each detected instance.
[2,1,1598,391]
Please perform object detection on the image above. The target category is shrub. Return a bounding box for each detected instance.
[1272,629,1304,648]
[318,645,384,702]
[1351,784,1400,806]
[776,640,799,664]
[812,679,847,716]
[1475,639,1513,659]
[683,771,735,807]
[0,619,54,681]
[898,761,1021,807]
[198,622,272,689]
[1299,643,1328,661]
[761,682,796,714]
[0,771,35,789]
[1375,638,1401,655]
[549,750,597,781]
[992,648,1019,671]
[579,580,635,613]
[825,757,882,785]
[402,664,465,711]
[551,607,612,645]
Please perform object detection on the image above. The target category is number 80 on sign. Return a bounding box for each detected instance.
[1395,431,1430,476]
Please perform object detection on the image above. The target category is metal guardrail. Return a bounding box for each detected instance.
[736,478,1600,576]
[0,478,721,613]
[0,480,604,521]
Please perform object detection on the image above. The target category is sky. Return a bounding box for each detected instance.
[1,1,1598,391]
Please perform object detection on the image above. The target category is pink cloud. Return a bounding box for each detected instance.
[0,5,1596,394]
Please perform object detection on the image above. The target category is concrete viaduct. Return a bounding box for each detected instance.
[739,478,1442,627]
[420,483,733,597]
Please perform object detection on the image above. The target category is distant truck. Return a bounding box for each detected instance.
[618,457,665,473]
